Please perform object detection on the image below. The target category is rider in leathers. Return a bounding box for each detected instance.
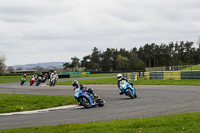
[21,74,27,80]
[117,74,133,95]
[72,80,97,99]
[30,74,37,80]
[50,71,58,83]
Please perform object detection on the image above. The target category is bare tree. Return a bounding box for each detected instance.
[32,66,44,73]
[7,66,14,73]
[16,67,23,70]
[0,54,7,73]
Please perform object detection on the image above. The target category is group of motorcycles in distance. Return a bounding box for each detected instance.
[20,73,56,86]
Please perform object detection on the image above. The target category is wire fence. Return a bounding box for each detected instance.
[145,65,195,72]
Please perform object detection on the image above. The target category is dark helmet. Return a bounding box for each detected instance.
[87,88,93,94]
[72,80,79,88]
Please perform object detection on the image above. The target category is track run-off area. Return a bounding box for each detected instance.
[0,78,200,130]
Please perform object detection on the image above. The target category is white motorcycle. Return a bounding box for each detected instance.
[49,78,57,86]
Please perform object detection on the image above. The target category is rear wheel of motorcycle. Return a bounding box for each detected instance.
[127,90,134,99]
[97,99,104,107]
[79,97,90,108]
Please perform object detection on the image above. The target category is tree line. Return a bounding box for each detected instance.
[1,41,200,73]
[63,41,200,72]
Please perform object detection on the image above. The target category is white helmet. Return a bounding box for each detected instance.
[117,74,123,80]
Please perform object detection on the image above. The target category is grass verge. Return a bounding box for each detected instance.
[0,73,117,83]
[56,77,200,86]
[69,73,117,78]
[0,94,77,113]
[0,112,199,133]
[0,76,30,83]
[182,64,200,71]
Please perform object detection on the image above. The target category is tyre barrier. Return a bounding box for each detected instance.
[124,72,138,80]
[144,71,200,80]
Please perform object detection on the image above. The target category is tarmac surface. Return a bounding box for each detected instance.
[0,78,200,129]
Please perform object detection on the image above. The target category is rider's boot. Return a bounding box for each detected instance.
[119,90,123,95]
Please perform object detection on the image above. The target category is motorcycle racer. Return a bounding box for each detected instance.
[72,80,104,108]
[21,74,27,80]
[117,74,133,95]
[72,80,95,97]
[50,71,58,83]
[30,74,37,80]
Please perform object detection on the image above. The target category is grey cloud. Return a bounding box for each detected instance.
[1,0,200,66]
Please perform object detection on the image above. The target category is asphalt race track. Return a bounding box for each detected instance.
[0,80,200,130]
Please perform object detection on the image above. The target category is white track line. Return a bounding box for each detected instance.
[0,105,79,116]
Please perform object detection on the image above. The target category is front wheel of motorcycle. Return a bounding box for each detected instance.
[97,99,104,107]
[53,81,55,86]
[134,91,137,98]
[21,81,24,86]
[36,82,40,86]
[127,90,134,99]
[79,97,91,108]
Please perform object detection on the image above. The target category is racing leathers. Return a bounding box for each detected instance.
[50,72,58,83]
[21,75,27,80]
[74,84,97,99]
[30,75,37,80]
[117,77,133,95]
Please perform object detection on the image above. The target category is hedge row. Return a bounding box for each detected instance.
[0,73,39,76]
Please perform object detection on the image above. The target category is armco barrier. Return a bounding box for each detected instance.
[163,71,181,80]
[144,71,200,80]
[124,72,138,80]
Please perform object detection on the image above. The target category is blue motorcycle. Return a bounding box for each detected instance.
[74,87,105,108]
[119,80,137,99]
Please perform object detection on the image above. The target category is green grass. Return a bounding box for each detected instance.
[182,64,200,71]
[0,76,30,83]
[69,73,117,78]
[57,78,117,85]
[133,78,200,85]
[0,73,117,83]
[0,94,77,113]
[56,77,200,86]
[1,112,200,133]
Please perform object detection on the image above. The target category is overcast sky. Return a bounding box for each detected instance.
[1,0,200,66]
